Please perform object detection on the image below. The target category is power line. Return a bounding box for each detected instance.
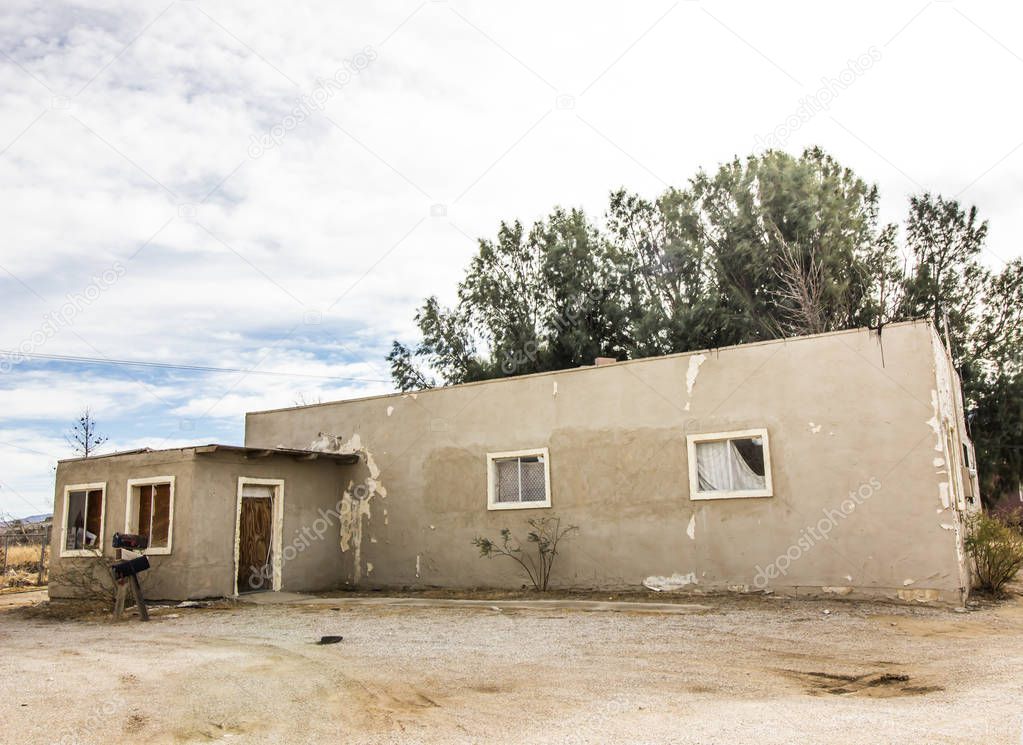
[0,349,391,383]
[0,440,56,458]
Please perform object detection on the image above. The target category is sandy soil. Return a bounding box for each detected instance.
[1,591,1022,744]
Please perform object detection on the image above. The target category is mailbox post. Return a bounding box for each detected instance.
[111,533,150,621]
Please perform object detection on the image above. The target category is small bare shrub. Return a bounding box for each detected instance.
[50,558,119,604]
[964,510,1023,596]
[472,517,578,592]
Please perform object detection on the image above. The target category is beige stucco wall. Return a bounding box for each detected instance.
[50,449,197,600]
[49,448,353,600]
[245,320,971,603]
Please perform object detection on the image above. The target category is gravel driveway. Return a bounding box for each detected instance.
[1,592,1021,744]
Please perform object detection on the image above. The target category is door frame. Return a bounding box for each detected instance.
[233,477,285,596]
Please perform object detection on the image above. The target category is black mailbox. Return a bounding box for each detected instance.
[111,555,150,580]
[112,532,148,550]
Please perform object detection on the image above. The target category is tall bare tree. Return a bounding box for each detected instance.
[65,408,108,457]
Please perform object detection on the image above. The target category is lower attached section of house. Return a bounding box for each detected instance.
[49,445,358,601]
[49,321,979,605]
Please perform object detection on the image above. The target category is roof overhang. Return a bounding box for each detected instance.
[193,444,360,464]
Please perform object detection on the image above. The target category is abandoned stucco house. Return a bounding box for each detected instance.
[48,320,980,604]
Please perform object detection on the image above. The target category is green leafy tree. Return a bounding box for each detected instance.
[900,194,990,364]
[606,187,731,355]
[389,209,625,387]
[972,372,1023,502]
[690,147,898,340]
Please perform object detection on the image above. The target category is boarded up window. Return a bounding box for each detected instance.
[135,483,172,550]
[64,488,103,551]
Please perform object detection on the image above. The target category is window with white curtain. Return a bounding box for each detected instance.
[687,429,773,500]
[486,448,552,510]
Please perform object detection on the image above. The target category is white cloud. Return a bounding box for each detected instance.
[2,0,1021,515]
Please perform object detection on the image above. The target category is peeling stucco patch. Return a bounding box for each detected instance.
[553,381,558,397]
[898,588,941,603]
[822,586,853,595]
[386,406,394,417]
[808,422,822,434]
[938,482,950,510]
[686,514,696,540]
[684,354,706,411]
[643,572,698,591]
[337,482,372,582]
[311,431,387,584]
[926,391,942,452]
[902,579,915,586]
[932,457,945,468]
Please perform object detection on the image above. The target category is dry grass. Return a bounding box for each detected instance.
[2,542,47,589]
[5,544,42,568]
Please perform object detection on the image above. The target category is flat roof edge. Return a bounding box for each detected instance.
[57,444,360,465]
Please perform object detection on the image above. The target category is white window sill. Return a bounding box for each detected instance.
[487,499,552,511]
[60,549,103,558]
[690,489,773,501]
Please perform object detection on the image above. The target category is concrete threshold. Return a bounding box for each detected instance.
[238,592,711,614]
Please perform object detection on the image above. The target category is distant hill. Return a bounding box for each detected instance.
[20,514,52,524]
[0,513,52,530]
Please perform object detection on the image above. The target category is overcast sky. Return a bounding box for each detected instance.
[1,0,1020,516]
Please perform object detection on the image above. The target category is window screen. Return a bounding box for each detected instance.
[495,455,547,503]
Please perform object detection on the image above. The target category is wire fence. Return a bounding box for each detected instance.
[0,526,50,589]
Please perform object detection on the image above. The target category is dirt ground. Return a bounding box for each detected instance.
[1,590,1022,744]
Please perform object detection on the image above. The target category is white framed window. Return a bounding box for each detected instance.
[60,482,106,557]
[125,477,175,555]
[486,448,552,510]
[687,429,773,500]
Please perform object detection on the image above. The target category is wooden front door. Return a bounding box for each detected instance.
[237,495,274,593]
